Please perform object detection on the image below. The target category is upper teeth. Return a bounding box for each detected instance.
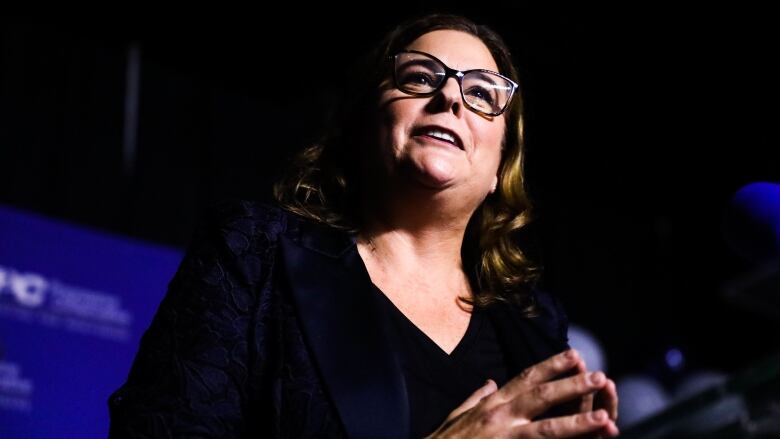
[427,130,456,144]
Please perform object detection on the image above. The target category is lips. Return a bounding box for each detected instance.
[412,125,464,150]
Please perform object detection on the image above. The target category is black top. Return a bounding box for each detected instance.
[110,201,570,439]
[372,284,510,439]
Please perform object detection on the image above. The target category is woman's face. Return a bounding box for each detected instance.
[372,30,505,205]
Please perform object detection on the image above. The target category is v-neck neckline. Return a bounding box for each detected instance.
[372,284,483,360]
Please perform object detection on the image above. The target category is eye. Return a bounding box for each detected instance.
[394,56,443,93]
[400,71,437,87]
[465,85,496,106]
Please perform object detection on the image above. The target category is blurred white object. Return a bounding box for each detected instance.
[673,370,746,435]
[616,375,671,428]
[567,324,607,372]
[674,370,727,400]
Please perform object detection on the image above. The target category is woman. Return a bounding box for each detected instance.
[109,13,619,439]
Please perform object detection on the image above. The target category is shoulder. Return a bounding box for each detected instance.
[191,200,306,254]
[176,201,295,289]
[190,200,354,265]
[196,200,289,246]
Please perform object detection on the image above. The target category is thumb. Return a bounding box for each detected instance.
[446,379,498,421]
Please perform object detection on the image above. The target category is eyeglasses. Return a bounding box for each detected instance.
[390,50,518,117]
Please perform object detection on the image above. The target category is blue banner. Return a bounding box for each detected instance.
[0,205,183,438]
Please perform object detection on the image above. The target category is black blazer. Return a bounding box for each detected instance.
[108,201,570,439]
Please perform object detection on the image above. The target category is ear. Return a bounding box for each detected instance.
[489,175,498,194]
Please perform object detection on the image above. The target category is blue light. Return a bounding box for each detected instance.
[665,348,685,371]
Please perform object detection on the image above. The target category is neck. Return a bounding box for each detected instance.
[360,222,466,272]
[356,177,480,296]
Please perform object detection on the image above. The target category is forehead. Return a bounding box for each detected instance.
[405,30,499,72]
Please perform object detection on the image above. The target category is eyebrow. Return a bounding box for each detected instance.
[468,71,501,86]
[398,57,441,71]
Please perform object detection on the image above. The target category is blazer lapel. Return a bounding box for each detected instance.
[279,221,409,439]
[486,298,570,378]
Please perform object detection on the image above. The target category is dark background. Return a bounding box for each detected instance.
[2,5,778,383]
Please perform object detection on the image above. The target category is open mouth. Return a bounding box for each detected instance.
[412,125,463,150]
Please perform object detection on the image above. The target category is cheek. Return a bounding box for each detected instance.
[379,99,418,149]
[473,120,506,170]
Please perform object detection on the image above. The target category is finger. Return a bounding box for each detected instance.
[497,349,581,399]
[571,358,595,417]
[594,378,619,422]
[579,392,595,414]
[589,419,620,439]
[446,379,498,421]
[511,371,609,419]
[574,355,588,374]
[516,409,618,439]
[596,416,620,438]
[553,355,587,381]
[573,358,594,414]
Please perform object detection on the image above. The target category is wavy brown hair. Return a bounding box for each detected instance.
[274,13,540,313]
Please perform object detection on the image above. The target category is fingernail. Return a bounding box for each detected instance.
[565,349,576,360]
[589,372,605,385]
[591,410,607,422]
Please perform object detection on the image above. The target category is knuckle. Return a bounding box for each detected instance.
[519,366,535,381]
[479,404,506,427]
[532,383,552,404]
[481,391,502,406]
[577,412,592,426]
[537,419,558,438]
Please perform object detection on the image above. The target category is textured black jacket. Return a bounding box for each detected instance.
[108,201,570,438]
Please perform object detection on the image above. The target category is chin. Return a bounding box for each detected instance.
[410,168,461,191]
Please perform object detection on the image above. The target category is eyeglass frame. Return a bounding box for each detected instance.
[389,49,519,117]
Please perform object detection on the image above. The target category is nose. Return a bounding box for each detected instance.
[427,76,463,117]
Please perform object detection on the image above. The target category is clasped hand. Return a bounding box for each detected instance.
[426,349,619,438]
